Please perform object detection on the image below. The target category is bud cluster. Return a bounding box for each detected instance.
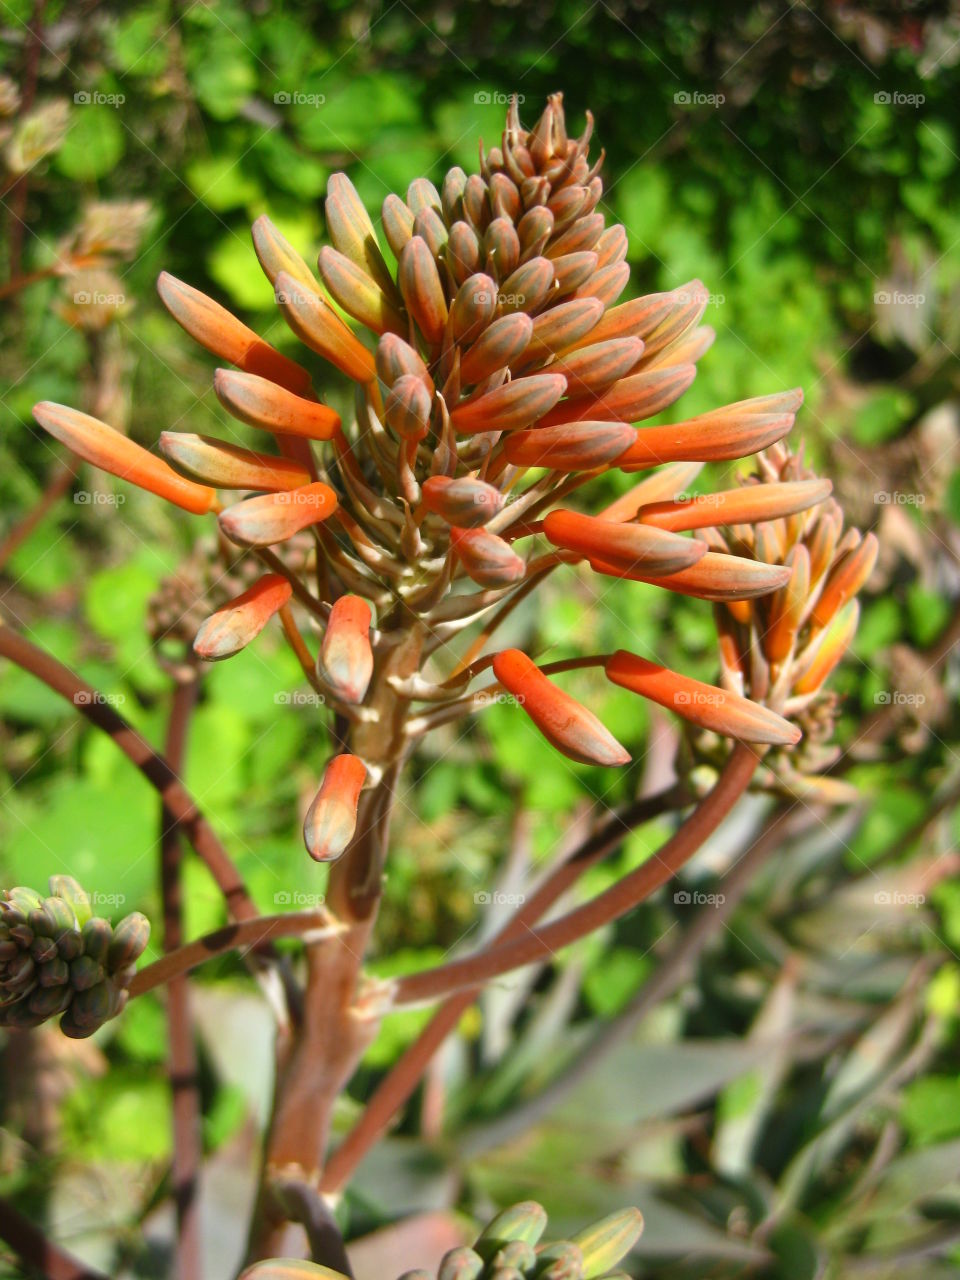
[0,876,149,1038]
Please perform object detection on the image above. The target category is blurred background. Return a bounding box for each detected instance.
[1,2,960,1277]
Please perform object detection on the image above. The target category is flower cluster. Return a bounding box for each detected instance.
[0,876,149,1037]
[239,1201,643,1280]
[32,94,857,869]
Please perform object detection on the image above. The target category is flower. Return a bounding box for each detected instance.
[33,94,854,862]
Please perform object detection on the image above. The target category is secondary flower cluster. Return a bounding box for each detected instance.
[32,94,857,869]
[239,1201,643,1280]
[0,876,149,1037]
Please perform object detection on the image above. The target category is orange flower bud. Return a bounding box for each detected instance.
[325,172,398,301]
[794,600,860,695]
[615,389,802,468]
[539,364,696,428]
[398,235,448,345]
[637,479,832,532]
[450,527,526,587]
[384,374,432,441]
[543,509,707,576]
[523,297,603,362]
[218,481,338,547]
[449,273,497,344]
[375,333,434,393]
[764,545,811,664]
[303,753,367,863]
[33,402,216,515]
[459,313,533,385]
[156,272,311,397]
[317,245,406,336]
[450,373,567,434]
[498,256,555,315]
[591,551,791,600]
[492,649,630,766]
[549,337,644,397]
[446,220,482,286]
[594,224,628,268]
[605,651,800,746]
[214,369,341,441]
[159,433,311,491]
[565,293,673,349]
[545,211,603,258]
[638,281,709,362]
[577,260,630,308]
[320,596,374,704]
[517,205,554,257]
[551,250,598,297]
[503,421,636,471]
[600,461,705,523]
[273,270,376,384]
[810,533,878,629]
[422,475,505,527]
[250,215,317,290]
[483,217,520,279]
[193,574,292,660]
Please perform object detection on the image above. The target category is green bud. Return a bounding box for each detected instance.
[492,1242,536,1272]
[49,875,92,927]
[438,1249,484,1280]
[4,887,44,916]
[30,936,59,964]
[27,901,58,938]
[56,928,84,961]
[44,897,77,934]
[534,1243,582,1280]
[70,956,104,992]
[107,912,150,971]
[81,917,113,963]
[570,1209,643,1279]
[39,957,69,987]
[477,1203,549,1259]
[28,984,73,1018]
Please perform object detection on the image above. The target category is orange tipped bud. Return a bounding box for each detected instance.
[320,595,374,703]
[303,753,367,863]
[156,272,311,397]
[591,551,791,600]
[214,369,340,441]
[317,245,405,336]
[375,333,434,393]
[450,373,567,435]
[539,364,696,428]
[449,273,497,344]
[764,545,811,664]
[193,574,292,660]
[601,461,705,523]
[325,172,398,301]
[546,212,604,258]
[159,433,311,491]
[637,281,709,363]
[605,651,800,746]
[218,481,338,546]
[33,402,216,515]
[543,509,707,576]
[459,313,533,385]
[381,193,415,258]
[577,260,630,308]
[398,236,448,345]
[450,527,526,587]
[251,215,317,290]
[794,600,860,695]
[422,475,505,527]
[810,533,878,629]
[498,256,555,315]
[551,250,598,297]
[503,421,636,471]
[385,374,433,440]
[638,479,832,532]
[615,389,803,468]
[446,220,482,286]
[564,293,674,349]
[595,224,628,269]
[492,649,630,766]
[517,205,554,257]
[274,271,375,383]
[483,217,521,279]
[414,206,449,258]
[549,337,645,396]
[522,297,603,362]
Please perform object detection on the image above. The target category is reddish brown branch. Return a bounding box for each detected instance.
[321,779,689,1191]
[0,623,259,922]
[391,744,759,1006]
[160,661,202,1280]
[0,1194,107,1280]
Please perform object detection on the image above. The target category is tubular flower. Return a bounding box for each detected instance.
[689,443,874,799]
[33,93,842,834]
[303,754,367,863]
[193,574,293,661]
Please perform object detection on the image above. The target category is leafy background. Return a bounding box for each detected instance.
[0,1,959,1278]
